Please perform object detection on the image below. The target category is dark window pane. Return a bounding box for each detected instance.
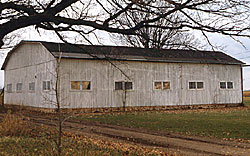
[125,82,133,90]
[82,81,91,90]
[220,82,226,89]
[115,82,123,90]
[154,82,162,90]
[197,82,204,89]
[227,82,233,89]
[47,81,51,90]
[43,81,46,90]
[189,82,196,89]
[163,82,170,90]
[43,81,50,90]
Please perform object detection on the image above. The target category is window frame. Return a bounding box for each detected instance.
[6,84,12,93]
[70,80,92,91]
[196,81,204,89]
[153,81,162,90]
[219,81,234,90]
[42,80,51,91]
[153,81,171,91]
[227,81,234,89]
[219,81,227,89]
[115,81,123,90]
[114,81,134,91]
[188,81,204,90]
[188,81,197,90]
[81,81,91,91]
[28,82,35,92]
[16,83,23,92]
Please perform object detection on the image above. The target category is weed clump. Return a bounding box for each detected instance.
[0,111,30,136]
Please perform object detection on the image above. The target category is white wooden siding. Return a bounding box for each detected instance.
[59,59,242,108]
[4,43,242,108]
[4,42,57,108]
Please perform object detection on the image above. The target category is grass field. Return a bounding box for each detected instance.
[243,91,250,97]
[0,135,162,156]
[244,97,250,104]
[0,113,163,156]
[76,101,250,141]
[1,101,250,155]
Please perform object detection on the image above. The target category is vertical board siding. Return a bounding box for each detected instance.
[58,59,242,109]
[4,43,57,108]
[4,43,242,108]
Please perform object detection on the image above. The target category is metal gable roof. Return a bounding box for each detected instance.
[1,40,244,70]
[40,41,244,65]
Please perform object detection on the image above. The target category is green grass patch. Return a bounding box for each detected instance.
[76,104,250,141]
[243,98,250,107]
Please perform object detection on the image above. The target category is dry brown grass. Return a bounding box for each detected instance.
[0,111,30,136]
[243,91,250,97]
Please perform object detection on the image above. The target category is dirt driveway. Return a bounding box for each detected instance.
[5,111,246,156]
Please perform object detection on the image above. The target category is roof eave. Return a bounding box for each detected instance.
[53,55,244,65]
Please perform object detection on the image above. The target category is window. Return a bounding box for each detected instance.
[29,82,35,91]
[6,84,12,93]
[115,82,123,90]
[197,82,204,89]
[189,82,196,89]
[163,82,170,90]
[154,82,162,90]
[189,81,204,90]
[16,83,22,92]
[43,81,51,90]
[115,81,133,90]
[71,81,91,90]
[220,82,226,89]
[71,81,80,90]
[125,82,133,90]
[154,81,170,90]
[82,81,91,90]
[220,81,233,89]
[227,82,233,89]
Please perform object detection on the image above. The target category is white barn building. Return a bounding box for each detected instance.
[1,41,244,110]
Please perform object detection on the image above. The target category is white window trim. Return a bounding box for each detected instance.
[153,80,171,91]
[16,83,23,93]
[114,80,134,91]
[70,80,92,92]
[28,82,35,92]
[6,84,12,93]
[188,80,205,90]
[219,81,227,90]
[42,80,51,91]
[219,81,234,90]
[227,81,234,89]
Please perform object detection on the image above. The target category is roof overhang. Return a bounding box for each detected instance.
[52,52,244,65]
[242,64,250,67]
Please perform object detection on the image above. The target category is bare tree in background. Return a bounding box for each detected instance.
[112,11,202,49]
[0,0,250,49]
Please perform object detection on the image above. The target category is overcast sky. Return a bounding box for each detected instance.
[207,33,250,90]
[0,29,250,90]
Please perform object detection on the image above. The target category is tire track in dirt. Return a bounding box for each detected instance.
[10,113,250,156]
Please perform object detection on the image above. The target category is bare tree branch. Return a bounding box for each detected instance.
[0,0,249,49]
